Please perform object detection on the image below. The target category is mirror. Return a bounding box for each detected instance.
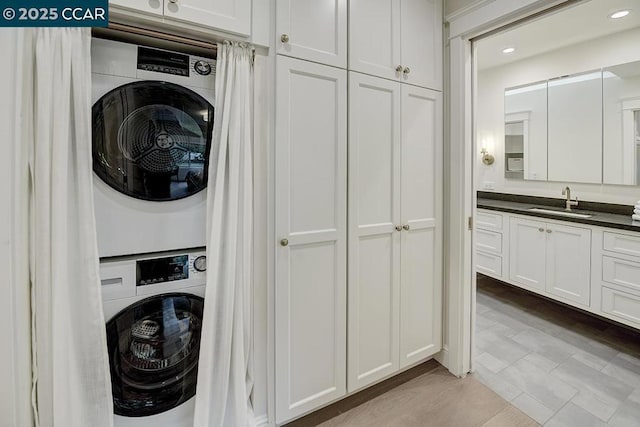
[547,71,602,184]
[504,82,547,180]
[603,61,640,185]
[477,0,640,187]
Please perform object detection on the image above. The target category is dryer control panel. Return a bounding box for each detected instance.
[100,249,206,302]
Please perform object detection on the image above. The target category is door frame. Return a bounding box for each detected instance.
[443,0,573,377]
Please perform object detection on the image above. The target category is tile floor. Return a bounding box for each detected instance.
[474,275,640,426]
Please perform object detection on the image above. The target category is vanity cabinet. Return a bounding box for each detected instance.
[348,71,442,392]
[276,0,347,68]
[476,210,507,279]
[349,0,442,90]
[274,56,347,423]
[109,0,252,37]
[596,231,640,329]
[509,217,591,306]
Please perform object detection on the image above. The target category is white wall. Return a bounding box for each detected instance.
[477,27,640,204]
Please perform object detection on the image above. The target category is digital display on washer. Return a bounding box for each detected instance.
[136,255,189,286]
[137,46,190,76]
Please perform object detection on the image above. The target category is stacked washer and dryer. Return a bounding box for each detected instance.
[91,37,216,427]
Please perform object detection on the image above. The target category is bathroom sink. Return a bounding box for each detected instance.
[528,208,593,218]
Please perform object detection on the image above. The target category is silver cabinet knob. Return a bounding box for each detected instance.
[169,0,177,3]
[396,65,403,72]
[403,67,411,75]
[546,229,552,234]
[281,34,290,43]
[395,225,402,232]
[280,238,289,247]
[403,224,410,231]
[538,227,545,232]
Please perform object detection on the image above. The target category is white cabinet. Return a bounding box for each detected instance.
[164,0,251,36]
[110,0,251,36]
[110,0,163,16]
[509,217,546,291]
[509,217,591,306]
[276,0,347,68]
[349,0,442,90]
[545,223,591,305]
[476,209,507,279]
[274,56,347,423]
[348,72,442,392]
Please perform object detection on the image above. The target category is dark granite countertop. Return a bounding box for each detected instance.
[477,192,640,232]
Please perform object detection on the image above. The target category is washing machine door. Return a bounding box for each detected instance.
[106,293,205,417]
[92,81,214,202]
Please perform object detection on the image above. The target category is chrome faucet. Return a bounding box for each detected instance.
[562,186,578,211]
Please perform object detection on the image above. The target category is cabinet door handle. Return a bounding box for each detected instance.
[280,238,289,247]
[168,0,178,3]
[403,224,410,231]
[281,34,290,43]
[546,229,552,234]
[403,67,411,75]
[395,225,402,232]
[396,65,403,72]
[538,227,545,232]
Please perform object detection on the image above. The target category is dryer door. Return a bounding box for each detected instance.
[105,293,205,417]
[92,81,214,201]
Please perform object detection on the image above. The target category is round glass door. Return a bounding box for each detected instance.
[105,293,205,417]
[92,81,214,201]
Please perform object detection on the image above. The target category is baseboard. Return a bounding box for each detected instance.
[255,413,271,426]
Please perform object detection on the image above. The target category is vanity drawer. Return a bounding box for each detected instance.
[603,256,640,293]
[476,251,502,278]
[604,232,640,258]
[477,210,503,232]
[476,229,503,254]
[602,286,640,327]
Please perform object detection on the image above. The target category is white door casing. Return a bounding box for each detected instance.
[275,56,347,423]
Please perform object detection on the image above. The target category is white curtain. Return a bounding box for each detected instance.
[26,28,114,427]
[194,41,255,427]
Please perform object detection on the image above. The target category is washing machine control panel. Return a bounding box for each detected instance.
[136,253,207,286]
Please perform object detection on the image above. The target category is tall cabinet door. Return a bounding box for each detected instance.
[546,223,591,306]
[164,0,251,36]
[348,72,401,392]
[349,0,401,82]
[509,217,546,291]
[276,0,347,68]
[400,0,442,90]
[275,56,347,423]
[399,86,443,368]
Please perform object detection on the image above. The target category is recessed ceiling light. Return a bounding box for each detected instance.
[502,47,516,54]
[609,10,630,19]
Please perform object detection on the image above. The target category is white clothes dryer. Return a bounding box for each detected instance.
[101,248,207,427]
[91,38,216,258]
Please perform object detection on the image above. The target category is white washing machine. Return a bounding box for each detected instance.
[101,248,207,427]
[91,38,216,258]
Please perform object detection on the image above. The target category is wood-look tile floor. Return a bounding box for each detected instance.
[475,275,640,426]
[289,362,537,427]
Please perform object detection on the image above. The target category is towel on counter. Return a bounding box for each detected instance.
[635,208,640,215]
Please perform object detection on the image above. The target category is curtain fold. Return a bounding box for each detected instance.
[194,41,255,427]
[27,28,114,427]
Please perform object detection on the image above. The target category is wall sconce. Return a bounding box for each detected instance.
[481,148,495,165]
